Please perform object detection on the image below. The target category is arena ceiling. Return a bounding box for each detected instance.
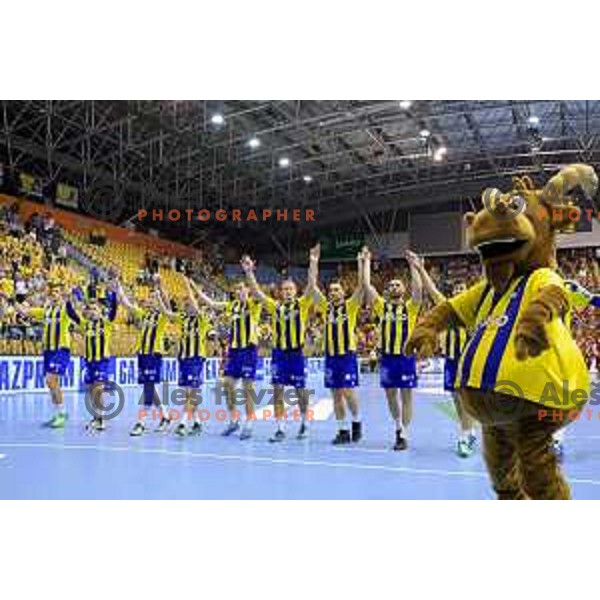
[2,100,600,247]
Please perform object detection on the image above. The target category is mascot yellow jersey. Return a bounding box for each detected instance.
[450,268,589,410]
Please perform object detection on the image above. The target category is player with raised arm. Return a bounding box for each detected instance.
[72,281,119,432]
[18,283,80,428]
[363,249,422,451]
[240,245,320,442]
[173,277,212,437]
[411,254,477,457]
[190,274,262,440]
[117,277,174,436]
[314,248,366,445]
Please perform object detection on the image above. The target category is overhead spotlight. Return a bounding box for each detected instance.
[419,129,431,139]
[303,175,313,183]
[399,100,412,110]
[433,146,447,162]
[278,157,290,168]
[211,113,225,125]
[528,115,540,126]
[248,137,261,149]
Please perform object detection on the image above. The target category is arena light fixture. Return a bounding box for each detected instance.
[278,157,290,168]
[248,137,261,149]
[399,100,412,110]
[433,146,447,162]
[211,113,225,125]
[303,175,313,183]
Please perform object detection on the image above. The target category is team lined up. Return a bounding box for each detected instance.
[1,243,598,457]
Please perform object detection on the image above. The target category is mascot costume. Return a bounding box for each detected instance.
[406,164,598,499]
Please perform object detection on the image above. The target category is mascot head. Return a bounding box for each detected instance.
[463,164,598,287]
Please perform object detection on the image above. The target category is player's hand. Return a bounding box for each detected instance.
[404,250,422,269]
[240,255,255,273]
[309,243,320,262]
[404,325,438,359]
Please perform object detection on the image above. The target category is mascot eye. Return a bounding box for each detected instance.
[510,195,525,210]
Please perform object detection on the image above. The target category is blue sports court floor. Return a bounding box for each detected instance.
[1,372,600,499]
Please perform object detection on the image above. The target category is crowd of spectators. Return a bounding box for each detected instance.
[1,198,598,370]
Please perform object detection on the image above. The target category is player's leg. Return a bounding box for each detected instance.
[331,387,351,444]
[296,387,310,439]
[269,348,287,441]
[384,388,404,450]
[43,349,69,428]
[326,355,351,444]
[454,392,477,458]
[400,388,413,437]
[221,376,241,436]
[239,378,256,440]
[44,374,67,428]
[130,354,168,436]
[344,388,362,442]
[175,358,204,437]
[343,352,361,442]
[269,383,287,442]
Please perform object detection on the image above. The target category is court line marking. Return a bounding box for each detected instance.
[1,442,600,487]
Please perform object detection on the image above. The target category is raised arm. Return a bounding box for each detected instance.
[404,251,427,305]
[240,255,268,303]
[188,277,228,311]
[115,280,138,315]
[362,247,381,305]
[183,276,200,313]
[350,247,366,305]
[302,243,321,301]
[153,280,176,319]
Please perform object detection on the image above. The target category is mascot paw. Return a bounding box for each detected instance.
[405,326,438,359]
[514,317,550,361]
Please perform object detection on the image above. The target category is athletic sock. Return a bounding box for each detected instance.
[337,418,348,431]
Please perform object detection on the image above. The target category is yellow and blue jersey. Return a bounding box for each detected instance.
[317,294,361,356]
[78,292,118,362]
[264,295,312,351]
[373,296,420,356]
[28,302,79,351]
[450,268,589,409]
[132,306,170,355]
[176,311,211,359]
[444,326,468,361]
[225,298,262,349]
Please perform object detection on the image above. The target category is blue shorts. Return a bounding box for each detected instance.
[137,353,163,384]
[444,358,458,392]
[178,356,205,388]
[325,353,359,389]
[83,357,115,386]
[224,345,258,381]
[43,348,71,377]
[380,354,417,389]
[271,348,306,388]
